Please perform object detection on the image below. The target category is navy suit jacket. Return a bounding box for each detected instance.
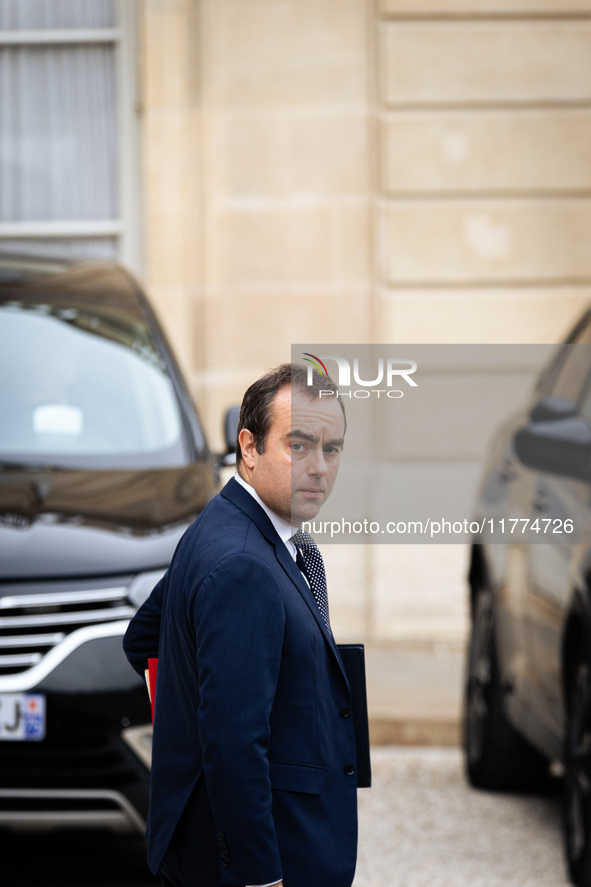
[123,477,358,887]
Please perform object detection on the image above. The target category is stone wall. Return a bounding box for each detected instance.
[376,0,591,343]
[139,0,591,644]
[141,0,374,449]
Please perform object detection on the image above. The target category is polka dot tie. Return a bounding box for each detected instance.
[290,529,331,634]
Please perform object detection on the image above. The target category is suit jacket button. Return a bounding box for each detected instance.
[344,763,355,776]
[340,706,351,718]
[222,859,231,868]
[218,832,225,841]
[221,850,229,858]
[219,842,226,849]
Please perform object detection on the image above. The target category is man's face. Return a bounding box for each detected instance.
[239,386,345,524]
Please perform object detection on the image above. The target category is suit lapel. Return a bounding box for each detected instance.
[221,478,347,682]
[272,535,338,651]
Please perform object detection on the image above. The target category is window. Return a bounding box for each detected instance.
[0,295,187,469]
[0,0,140,272]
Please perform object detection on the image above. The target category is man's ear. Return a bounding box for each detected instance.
[238,428,256,469]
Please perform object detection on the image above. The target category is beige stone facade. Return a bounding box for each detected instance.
[137,0,591,644]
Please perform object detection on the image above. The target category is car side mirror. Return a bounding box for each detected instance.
[529,395,577,423]
[514,415,591,481]
[221,406,240,467]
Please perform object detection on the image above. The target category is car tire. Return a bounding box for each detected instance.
[464,587,549,790]
[563,641,591,887]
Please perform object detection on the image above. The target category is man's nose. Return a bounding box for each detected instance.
[306,447,328,476]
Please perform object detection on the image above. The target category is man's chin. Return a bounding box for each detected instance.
[290,497,324,525]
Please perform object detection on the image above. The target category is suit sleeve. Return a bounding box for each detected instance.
[122,573,167,676]
[193,553,285,887]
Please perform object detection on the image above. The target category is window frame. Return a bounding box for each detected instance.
[0,0,142,276]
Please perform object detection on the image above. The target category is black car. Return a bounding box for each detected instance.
[0,257,231,835]
[465,307,591,886]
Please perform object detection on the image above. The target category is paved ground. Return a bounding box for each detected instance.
[354,747,567,887]
[2,747,569,887]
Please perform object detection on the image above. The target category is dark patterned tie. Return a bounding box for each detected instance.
[290,529,331,633]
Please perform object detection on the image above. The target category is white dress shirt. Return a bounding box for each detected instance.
[233,474,299,887]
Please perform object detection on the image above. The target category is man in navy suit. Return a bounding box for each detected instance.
[123,363,357,887]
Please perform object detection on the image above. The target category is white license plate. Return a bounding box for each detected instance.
[0,693,45,741]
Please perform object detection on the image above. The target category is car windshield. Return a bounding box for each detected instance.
[0,296,188,469]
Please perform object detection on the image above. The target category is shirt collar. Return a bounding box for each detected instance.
[234,474,298,557]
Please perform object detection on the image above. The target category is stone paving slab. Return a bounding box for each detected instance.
[354,747,567,887]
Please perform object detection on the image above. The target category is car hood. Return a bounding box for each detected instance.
[0,463,217,578]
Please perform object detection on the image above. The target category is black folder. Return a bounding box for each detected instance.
[337,644,371,788]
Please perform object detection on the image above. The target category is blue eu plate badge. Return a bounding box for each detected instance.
[0,693,46,740]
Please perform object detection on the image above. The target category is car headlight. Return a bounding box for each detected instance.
[127,569,167,609]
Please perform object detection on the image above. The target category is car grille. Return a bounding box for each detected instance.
[0,736,141,789]
[0,587,136,676]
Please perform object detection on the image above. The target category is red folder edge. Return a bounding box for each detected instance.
[147,657,158,722]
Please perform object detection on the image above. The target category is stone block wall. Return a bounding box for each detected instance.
[138,0,591,645]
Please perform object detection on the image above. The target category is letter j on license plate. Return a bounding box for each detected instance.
[0,693,45,740]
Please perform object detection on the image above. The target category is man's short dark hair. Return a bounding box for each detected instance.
[235,362,346,468]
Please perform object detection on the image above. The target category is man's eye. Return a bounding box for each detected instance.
[291,443,305,452]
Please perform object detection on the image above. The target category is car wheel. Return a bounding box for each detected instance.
[464,587,549,790]
[564,646,591,887]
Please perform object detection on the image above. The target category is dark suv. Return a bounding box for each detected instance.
[0,257,221,834]
[465,307,591,886]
